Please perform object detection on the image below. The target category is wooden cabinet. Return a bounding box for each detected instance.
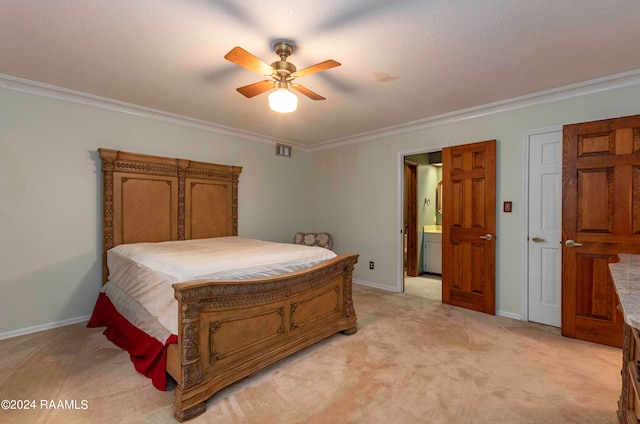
[610,255,640,423]
[619,324,640,423]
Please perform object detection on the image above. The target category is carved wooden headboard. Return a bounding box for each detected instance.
[99,148,242,283]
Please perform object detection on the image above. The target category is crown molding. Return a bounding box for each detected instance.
[2,69,640,153]
[309,69,640,151]
[0,73,296,148]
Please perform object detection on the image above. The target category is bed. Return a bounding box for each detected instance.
[88,149,359,421]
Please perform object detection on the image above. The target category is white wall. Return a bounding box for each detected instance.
[0,86,313,336]
[310,84,640,317]
[3,76,640,335]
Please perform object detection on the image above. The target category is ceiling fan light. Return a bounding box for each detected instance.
[268,88,298,113]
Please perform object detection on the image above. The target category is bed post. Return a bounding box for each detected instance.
[173,299,206,422]
[177,159,188,241]
[231,166,241,236]
[99,148,117,284]
[341,256,358,335]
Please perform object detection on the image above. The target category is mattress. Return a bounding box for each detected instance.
[102,237,337,341]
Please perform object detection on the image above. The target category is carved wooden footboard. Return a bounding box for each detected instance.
[169,254,358,421]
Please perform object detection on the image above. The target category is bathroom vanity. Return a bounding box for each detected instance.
[609,254,640,423]
[423,226,442,274]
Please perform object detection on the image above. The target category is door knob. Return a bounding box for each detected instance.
[531,236,546,243]
[479,234,493,241]
[565,239,583,247]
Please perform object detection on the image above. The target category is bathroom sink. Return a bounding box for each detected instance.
[423,225,442,234]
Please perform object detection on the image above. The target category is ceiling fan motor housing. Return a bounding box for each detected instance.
[273,41,294,59]
[272,41,296,78]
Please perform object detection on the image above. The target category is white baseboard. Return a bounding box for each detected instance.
[0,315,91,341]
[497,310,522,321]
[353,279,401,293]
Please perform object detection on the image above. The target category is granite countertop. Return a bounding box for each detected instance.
[609,254,640,329]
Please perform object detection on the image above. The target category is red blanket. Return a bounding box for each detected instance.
[87,292,178,390]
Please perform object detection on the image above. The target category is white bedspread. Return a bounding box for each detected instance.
[103,237,336,342]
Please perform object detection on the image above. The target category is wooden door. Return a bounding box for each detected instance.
[561,115,640,348]
[442,140,496,314]
[405,160,419,277]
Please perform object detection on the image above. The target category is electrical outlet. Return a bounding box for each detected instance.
[369,261,374,270]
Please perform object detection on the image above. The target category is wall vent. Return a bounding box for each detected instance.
[275,143,292,158]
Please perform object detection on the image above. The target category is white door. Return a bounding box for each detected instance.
[528,130,562,327]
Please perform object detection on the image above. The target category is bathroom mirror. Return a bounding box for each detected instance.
[437,180,443,214]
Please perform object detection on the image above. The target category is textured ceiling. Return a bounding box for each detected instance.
[2,0,640,147]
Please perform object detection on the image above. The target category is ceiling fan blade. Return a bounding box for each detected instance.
[292,84,326,100]
[236,80,275,98]
[224,47,274,76]
[291,60,341,78]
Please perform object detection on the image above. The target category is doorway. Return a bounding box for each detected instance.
[399,140,497,315]
[402,151,443,298]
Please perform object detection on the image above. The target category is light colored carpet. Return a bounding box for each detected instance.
[0,284,621,424]
[405,274,442,301]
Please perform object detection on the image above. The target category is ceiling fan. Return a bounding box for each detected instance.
[224,41,341,113]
